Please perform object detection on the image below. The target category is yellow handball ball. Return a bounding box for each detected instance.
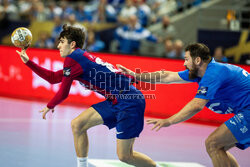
[11,27,32,48]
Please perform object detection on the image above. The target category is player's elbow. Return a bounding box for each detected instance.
[61,92,69,100]
[192,98,207,111]
[194,104,204,112]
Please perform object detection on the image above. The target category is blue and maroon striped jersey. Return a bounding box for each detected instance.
[26,49,136,109]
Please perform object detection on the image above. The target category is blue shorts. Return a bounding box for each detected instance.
[225,108,250,150]
[91,86,146,139]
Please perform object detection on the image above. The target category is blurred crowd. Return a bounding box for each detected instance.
[1,0,211,60]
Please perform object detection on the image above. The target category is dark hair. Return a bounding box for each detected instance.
[185,43,211,62]
[59,24,85,48]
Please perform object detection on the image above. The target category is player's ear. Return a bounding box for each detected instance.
[195,57,201,65]
[70,41,76,49]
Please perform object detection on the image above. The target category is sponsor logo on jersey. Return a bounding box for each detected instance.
[197,86,208,95]
[230,120,236,125]
[63,67,71,77]
[240,126,248,133]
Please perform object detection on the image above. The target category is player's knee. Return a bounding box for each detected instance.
[71,119,87,134]
[117,153,132,163]
[205,136,220,154]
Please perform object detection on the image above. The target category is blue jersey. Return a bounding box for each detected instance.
[178,59,250,114]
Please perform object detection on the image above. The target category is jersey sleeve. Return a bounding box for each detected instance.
[178,70,200,82]
[26,60,63,84]
[195,67,225,100]
[47,57,83,109]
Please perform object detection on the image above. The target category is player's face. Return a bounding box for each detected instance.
[184,51,193,70]
[184,51,198,79]
[57,37,72,58]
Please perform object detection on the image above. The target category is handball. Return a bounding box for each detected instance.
[11,27,32,48]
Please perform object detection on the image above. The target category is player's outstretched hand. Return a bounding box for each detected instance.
[116,64,135,76]
[39,107,54,120]
[16,48,29,63]
[146,119,171,131]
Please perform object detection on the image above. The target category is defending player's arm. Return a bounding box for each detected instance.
[147,98,209,131]
[117,64,188,84]
[16,49,63,84]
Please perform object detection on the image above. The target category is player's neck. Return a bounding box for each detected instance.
[70,48,76,55]
[197,62,209,78]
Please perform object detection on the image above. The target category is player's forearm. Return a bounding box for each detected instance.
[47,78,72,109]
[135,71,165,83]
[168,99,204,125]
[26,60,62,84]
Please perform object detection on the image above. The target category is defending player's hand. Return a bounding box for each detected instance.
[116,64,135,76]
[39,107,54,120]
[146,119,171,131]
[16,47,29,63]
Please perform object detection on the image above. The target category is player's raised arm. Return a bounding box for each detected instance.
[16,48,63,84]
[117,64,187,84]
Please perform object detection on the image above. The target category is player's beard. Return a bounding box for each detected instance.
[187,63,199,80]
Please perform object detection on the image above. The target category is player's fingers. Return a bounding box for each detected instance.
[151,122,160,130]
[117,64,127,71]
[16,50,21,55]
[156,124,163,131]
[43,110,49,120]
[146,119,157,124]
[116,64,124,68]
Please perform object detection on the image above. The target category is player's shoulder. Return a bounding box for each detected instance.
[209,60,243,74]
[67,48,85,59]
[203,61,229,81]
[207,60,230,73]
[64,49,83,66]
[65,49,89,63]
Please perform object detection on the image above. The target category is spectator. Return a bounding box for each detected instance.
[86,30,105,52]
[134,0,151,27]
[66,13,85,29]
[168,39,185,59]
[164,39,174,57]
[118,0,137,24]
[47,1,62,20]
[18,0,32,20]
[114,14,158,54]
[74,2,86,22]
[35,31,54,49]
[149,15,177,43]
[107,0,125,22]
[150,0,177,23]
[32,1,50,21]
[97,0,125,23]
[51,16,63,48]
[97,0,107,22]
[108,0,125,10]
[59,1,74,20]
[2,0,19,21]
[213,46,228,63]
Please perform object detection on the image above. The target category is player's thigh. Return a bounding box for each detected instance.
[207,123,238,148]
[72,107,104,130]
[116,138,135,157]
